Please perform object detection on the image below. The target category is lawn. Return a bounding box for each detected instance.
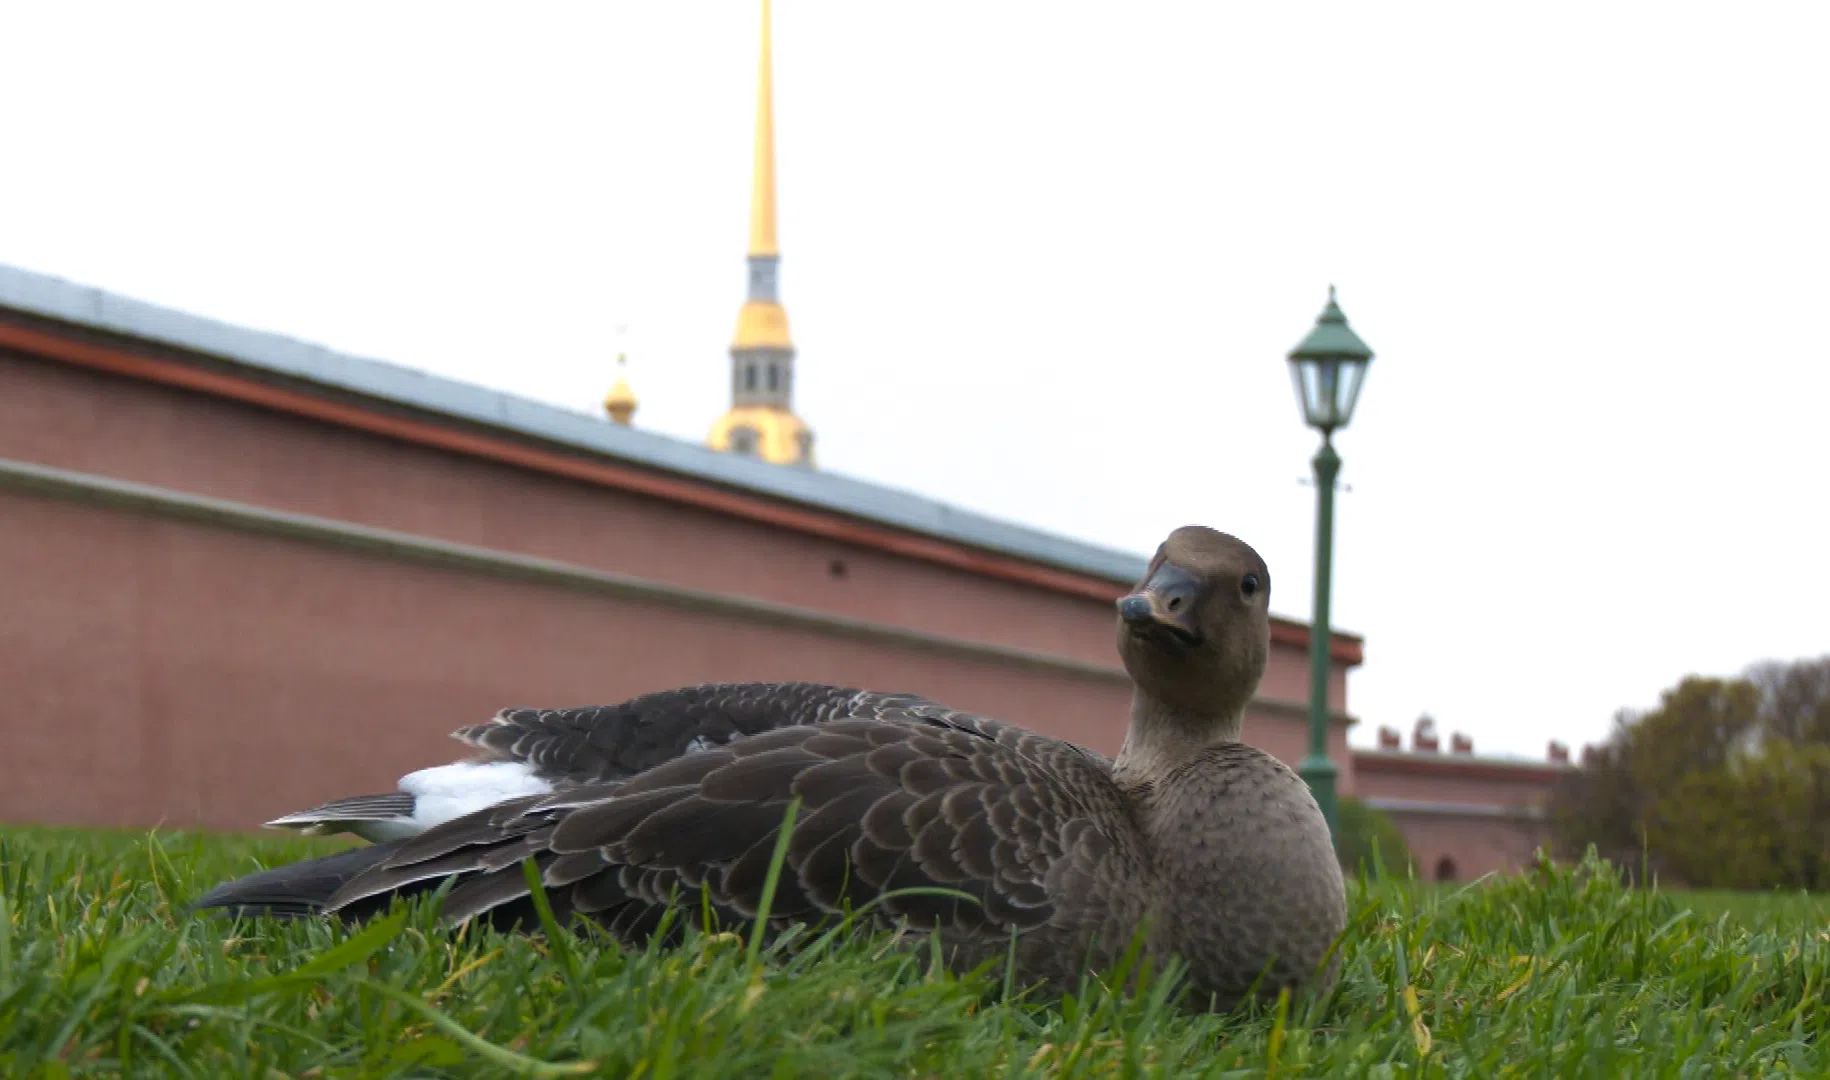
[1,824,1824,1077]
[1664,886,1830,930]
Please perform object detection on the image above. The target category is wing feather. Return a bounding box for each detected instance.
[449,683,950,786]
[329,710,1139,955]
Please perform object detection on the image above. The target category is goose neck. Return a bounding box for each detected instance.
[1112,691,1242,788]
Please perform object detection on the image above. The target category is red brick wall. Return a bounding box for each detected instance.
[0,350,1343,710]
[1353,761,1555,809]
[0,346,1345,832]
[1379,812,1554,884]
[0,349,1114,664]
[1,488,1147,830]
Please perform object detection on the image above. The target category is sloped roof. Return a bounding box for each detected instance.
[0,262,1147,584]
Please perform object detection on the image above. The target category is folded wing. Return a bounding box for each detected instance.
[326,712,1141,951]
[260,682,952,843]
[454,682,950,784]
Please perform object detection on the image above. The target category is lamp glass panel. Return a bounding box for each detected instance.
[1299,358,1340,428]
[1289,362,1311,426]
[1334,359,1367,428]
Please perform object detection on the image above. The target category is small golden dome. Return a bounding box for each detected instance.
[733,300,793,351]
[706,405,813,467]
[603,353,638,426]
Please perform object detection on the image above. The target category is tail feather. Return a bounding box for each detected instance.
[265,793,418,843]
[190,840,407,919]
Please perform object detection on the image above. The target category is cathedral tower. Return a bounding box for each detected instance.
[706,0,814,467]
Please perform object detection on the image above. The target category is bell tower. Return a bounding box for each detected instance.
[706,0,814,467]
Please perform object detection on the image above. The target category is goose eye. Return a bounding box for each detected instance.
[1241,573,1259,598]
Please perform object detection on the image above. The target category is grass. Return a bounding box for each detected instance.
[1,825,1826,1078]
[1665,887,1830,929]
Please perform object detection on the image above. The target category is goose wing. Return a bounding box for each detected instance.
[260,682,953,843]
[325,711,1141,954]
[453,681,950,784]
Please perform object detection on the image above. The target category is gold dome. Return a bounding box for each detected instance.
[603,353,638,426]
[733,300,792,351]
[706,405,813,466]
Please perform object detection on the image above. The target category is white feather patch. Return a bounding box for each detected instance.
[396,761,554,833]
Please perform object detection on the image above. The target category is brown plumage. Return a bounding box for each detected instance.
[195,526,1348,1012]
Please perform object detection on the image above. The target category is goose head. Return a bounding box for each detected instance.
[1115,526,1271,732]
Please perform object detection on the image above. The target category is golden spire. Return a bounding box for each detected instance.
[730,0,792,353]
[708,0,813,468]
[748,0,779,258]
[603,351,637,426]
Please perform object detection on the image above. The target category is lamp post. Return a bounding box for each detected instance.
[1286,286,1374,840]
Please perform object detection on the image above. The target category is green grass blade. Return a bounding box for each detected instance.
[746,798,801,966]
[352,976,596,1076]
[157,908,408,1007]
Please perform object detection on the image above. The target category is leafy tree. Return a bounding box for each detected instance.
[1748,656,1830,745]
[1550,655,1830,890]
[1632,677,1761,885]
[1627,677,1760,784]
[1724,740,1830,890]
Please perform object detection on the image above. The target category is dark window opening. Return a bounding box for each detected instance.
[768,363,779,391]
[1435,856,1458,882]
[744,365,757,391]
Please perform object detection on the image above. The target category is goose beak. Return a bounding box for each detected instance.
[1117,562,1204,646]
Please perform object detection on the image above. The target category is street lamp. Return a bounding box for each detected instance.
[1286,285,1374,841]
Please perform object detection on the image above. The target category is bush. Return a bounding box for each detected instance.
[1336,796,1415,879]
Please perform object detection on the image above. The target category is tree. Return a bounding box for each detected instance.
[1748,655,1830,745]
[1548,712,1652,881]
[1548,659,1830,890]
[1630,677,1761,885]
[1720,740,1830,890]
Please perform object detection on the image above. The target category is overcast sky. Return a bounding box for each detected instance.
[3,2,1826,759]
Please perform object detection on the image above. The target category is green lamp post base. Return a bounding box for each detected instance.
[1298,753,1339,841]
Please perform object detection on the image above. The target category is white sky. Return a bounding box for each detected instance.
[2,2,1826,760]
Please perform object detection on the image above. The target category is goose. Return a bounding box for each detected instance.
[194,526,1348,1012]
